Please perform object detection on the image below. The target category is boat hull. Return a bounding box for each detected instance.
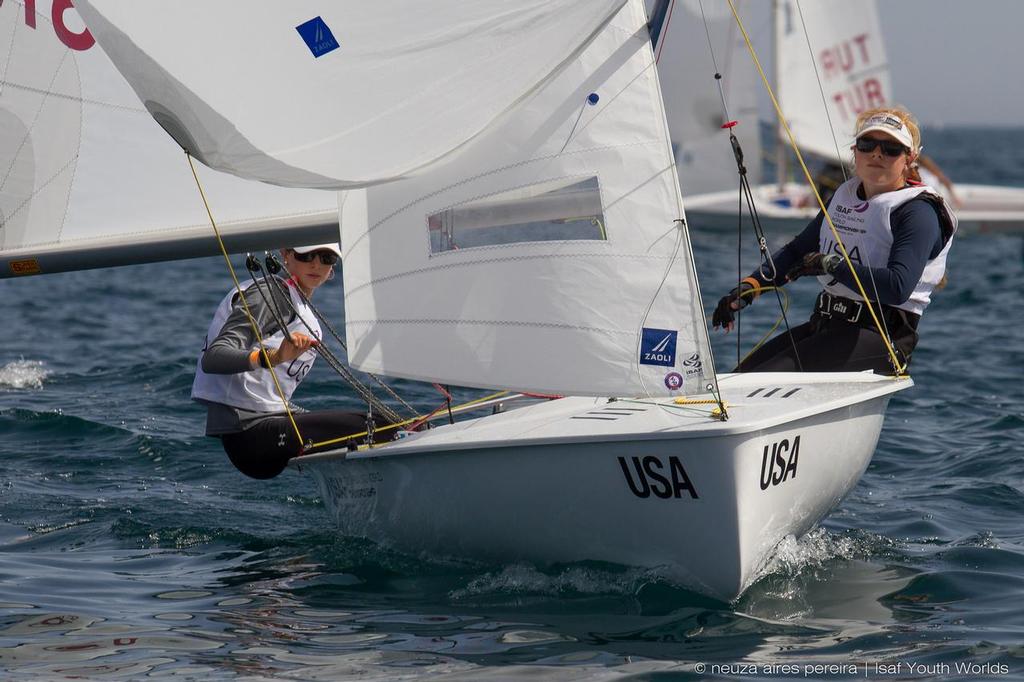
[296,373,909,600]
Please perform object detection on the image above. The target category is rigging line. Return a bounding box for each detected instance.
[697,0,798,370]
[185,153,304,446]
[246,259,399,413]
[697,0,732,123]
[789,0,903,365]
[735,181,743,368]
[708,53,802,370]
[242,264,397,431]
[270,255,418,420]
[305,390,512,451]
[635,219,728,420]
[260,272,405,425]
[245,260,296,348]
[737,168,803,371]
[264,276,400,423]
[794,0,848,183]
[558,98,589,154]
[725,0,906,376]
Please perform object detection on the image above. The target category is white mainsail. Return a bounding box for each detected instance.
[73,0,628,189]
[341,1,716,398]
[655,0,761,195]
[0,0,339,278]
[776,0,891,162]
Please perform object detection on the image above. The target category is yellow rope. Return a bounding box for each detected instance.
[185,153,304,446]
[738,285,790,366]
[672,398,722,405]
[304,390,512,451]
[725,0,907,376]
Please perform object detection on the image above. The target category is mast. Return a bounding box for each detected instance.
[773,0,786,189]
[648,0,671,49]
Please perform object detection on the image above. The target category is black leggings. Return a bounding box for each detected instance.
[736,311,918,374]
[220,410,393,480]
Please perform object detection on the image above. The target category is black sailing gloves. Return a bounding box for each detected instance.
[785,252,842,282]
[712,279,760,331]
[713,253,844,331]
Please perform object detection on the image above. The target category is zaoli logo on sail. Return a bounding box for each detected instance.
[296,16,340,58]
[640,328,677,367]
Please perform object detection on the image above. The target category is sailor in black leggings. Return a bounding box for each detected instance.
[712,107,956,374]
[192,244,392,479]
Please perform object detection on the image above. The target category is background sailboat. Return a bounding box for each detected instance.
[664,0,1024,235]
[0,0,338,278]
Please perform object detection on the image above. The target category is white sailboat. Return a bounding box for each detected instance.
[0,0,338,278]
[673,0,1024,235]
[67,0,912,600]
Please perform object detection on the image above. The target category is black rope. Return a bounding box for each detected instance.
[246,253,402,423]
[726,132,804,371]
[269,273,404,425]
[267,253,419,420]
[246,255,294,336]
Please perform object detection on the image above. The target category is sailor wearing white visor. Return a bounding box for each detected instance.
[193,243,393,479]
[712,107,957,374]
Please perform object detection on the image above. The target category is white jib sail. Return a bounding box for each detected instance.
[776,0,892,162]
[0,0,339,278]
[341,0,717,399]
[656,0,762,196]
[73,0,627,190]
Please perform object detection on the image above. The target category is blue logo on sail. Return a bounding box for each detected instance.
[640,328,677,367]
[296,16,340,58]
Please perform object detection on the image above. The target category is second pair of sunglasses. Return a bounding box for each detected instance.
[292,250,339,266]
[855,137,908,157]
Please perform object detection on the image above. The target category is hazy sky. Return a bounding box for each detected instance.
[739,0,1024,128]
[879,1,1023,127]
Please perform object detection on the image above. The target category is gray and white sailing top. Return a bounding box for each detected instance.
[192,279,321,434]
[817,177,958,315]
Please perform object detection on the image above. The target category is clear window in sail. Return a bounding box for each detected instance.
[427,176,606,254]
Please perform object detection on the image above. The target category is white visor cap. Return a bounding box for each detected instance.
[855,113,915,152]
[291,243,341,257]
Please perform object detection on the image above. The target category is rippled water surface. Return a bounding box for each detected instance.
[2,128,1023,679]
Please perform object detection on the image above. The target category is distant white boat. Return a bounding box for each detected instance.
[665,0,1024,235]
[65,0,914,600]
[683,181,1024,235]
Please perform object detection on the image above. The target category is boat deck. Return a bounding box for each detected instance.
[296,371,911,462]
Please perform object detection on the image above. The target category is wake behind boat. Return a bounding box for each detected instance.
[296,372,910,600]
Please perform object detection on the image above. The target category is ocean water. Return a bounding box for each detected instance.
[2,128,1023,680]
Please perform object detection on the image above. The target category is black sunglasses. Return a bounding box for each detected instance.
[855,137,908,158]
[292,249,338,266]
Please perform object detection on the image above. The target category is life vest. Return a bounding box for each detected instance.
[191,280,321,412]
[817,177,957,315]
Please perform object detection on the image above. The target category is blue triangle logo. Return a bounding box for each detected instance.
[296,16,340,58]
